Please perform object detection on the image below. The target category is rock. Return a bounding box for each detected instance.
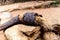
[5,24,41,40]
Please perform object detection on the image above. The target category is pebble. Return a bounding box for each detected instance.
[0,12,12,25]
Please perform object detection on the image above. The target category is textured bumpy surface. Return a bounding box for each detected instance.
[44,32,60,40]
[23,12,37,25]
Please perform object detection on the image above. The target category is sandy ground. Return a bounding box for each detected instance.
[0,7,60,40]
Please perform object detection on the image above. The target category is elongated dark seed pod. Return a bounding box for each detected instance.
[0,12,45,31]
[0,15,19,30]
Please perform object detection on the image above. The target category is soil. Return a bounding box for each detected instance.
[0,1,60,40]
